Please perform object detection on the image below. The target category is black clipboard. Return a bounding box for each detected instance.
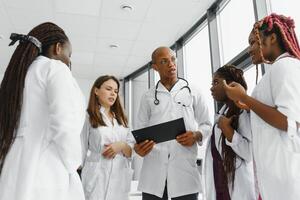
[132,118,186,144]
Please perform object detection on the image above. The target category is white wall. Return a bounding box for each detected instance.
[0,72,125,110]
[0,72,94,104]
[76,76,126,110]
[74,77,94,102]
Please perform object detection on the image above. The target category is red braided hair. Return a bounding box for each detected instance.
[253,13,300,64]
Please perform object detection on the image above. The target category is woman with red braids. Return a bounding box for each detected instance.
[223,13,300,200]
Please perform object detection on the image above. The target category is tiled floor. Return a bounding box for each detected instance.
[129,181,141,200]
[129,181,203,200]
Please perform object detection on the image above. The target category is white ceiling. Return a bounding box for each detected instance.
[0,0,215,79]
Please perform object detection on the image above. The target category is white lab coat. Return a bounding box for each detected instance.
[203,106,256,200]
[136,79,211,198]
[250,53,300,200]
[0,56,86,200]
[81,107,134,200]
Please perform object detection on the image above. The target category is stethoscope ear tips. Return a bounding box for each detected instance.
[177,102,187,107]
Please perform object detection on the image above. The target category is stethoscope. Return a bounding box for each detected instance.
[154,77,191,106]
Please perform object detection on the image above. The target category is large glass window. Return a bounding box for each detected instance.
[131,71,149,129]
[243,65,262,96]
[154,70,160,84]
[183,24,213,162]
[128,70,149,199]
[184,24,214,123]
[269,0,300,39]
[217,0,255,64]
[124,80,131,123]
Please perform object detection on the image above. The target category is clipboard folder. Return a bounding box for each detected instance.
[132,118,186,144]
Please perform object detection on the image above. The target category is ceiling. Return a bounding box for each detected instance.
[0,0,215,80]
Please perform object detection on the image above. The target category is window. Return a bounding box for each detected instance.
[217,0,255,64]
[154,70,160,84]
[131,71,149,129]
[184,24,213,161]
[269,0,300,40]
[243,65,262,96]
[184,24,214,123]
[129,70,149,199]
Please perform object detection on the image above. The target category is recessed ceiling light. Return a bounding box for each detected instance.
[120,4,133,12]
[109,44,119,49]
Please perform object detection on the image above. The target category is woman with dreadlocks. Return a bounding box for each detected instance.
[204,65,255,200]
[0,22,86,200]
[223,13,300,200]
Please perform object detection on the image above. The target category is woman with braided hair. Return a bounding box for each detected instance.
[204,65,255,200]
[223,13,300,200]
[0,22,86,200]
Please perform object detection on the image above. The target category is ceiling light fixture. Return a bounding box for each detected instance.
[120,4,133,12]
[109,44,119,49]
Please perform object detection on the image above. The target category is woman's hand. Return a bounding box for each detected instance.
[102,142,125,159]
[218,116,234,142]
[222,80,247,102]
[234,101,250,111]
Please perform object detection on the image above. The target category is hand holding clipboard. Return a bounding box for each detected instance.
[132,118,186,144]
[132,118,186,157]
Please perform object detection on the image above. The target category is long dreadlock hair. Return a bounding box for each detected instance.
[215,65,248,189]
[0,22,69,174]
[252,13,300,83]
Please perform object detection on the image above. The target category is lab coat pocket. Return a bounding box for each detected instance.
[81,162,100,195]
[35,142,69,189]
[277,133,300,180]
[175,143,198,173]
[121,167,134,193]
[187,156,198,168]
[280,131,300,154]
[174,142,198,159]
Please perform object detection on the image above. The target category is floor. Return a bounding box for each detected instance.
[129,181,203,200]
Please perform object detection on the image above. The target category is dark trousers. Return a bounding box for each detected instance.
[142,185,198,200]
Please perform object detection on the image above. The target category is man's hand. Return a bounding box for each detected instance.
[176,131,202,146]
[134,140,155,157]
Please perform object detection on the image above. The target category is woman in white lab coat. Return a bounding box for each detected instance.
[0,22,86,200]
[81,75,134,200]
[205,65,256,200]
[223,13,300,200]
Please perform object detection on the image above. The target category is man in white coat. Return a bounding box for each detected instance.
[134,46,211,200]
[0,22,86,200]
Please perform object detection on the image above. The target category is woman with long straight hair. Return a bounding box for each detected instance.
[81,75,134,200]
[0,22,86,200]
